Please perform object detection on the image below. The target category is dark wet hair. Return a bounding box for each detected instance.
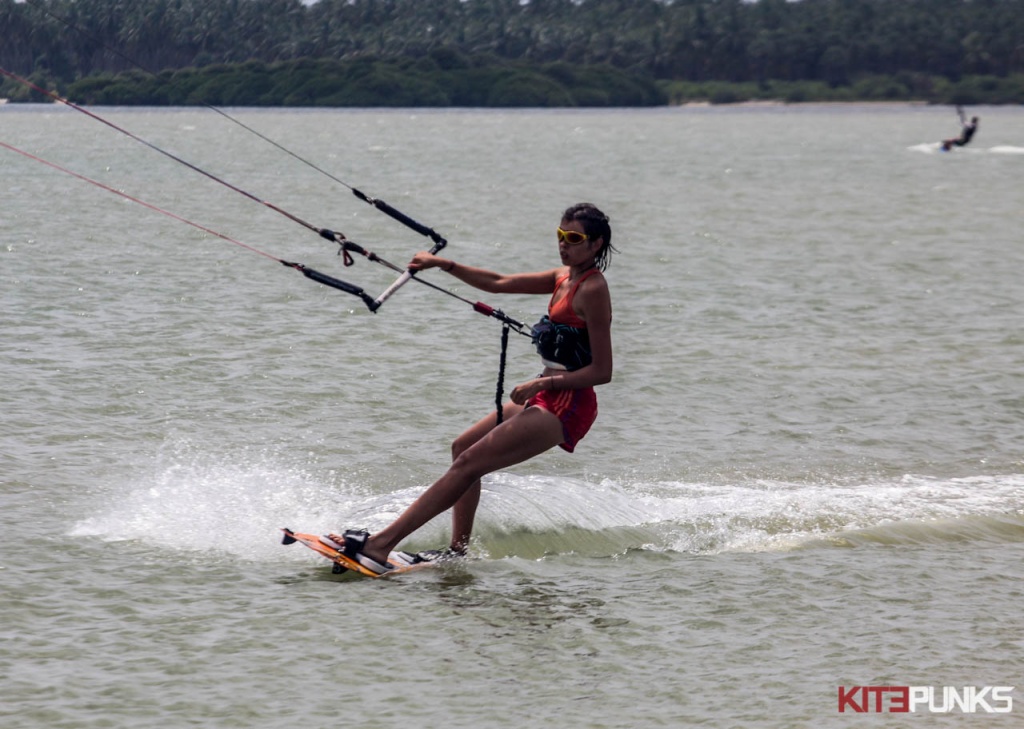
[562,202,617,271]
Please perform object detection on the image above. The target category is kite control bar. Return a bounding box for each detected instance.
[370,237,447,312]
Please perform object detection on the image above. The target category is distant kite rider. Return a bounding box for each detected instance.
[941,107,978,151]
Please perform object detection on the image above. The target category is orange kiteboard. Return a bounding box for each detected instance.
[281,528,437,578]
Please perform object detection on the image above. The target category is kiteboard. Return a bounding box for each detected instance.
[280,528,439,578]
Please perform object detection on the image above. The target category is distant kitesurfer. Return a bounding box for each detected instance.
[941,107,979,151]
[323,203,617,574]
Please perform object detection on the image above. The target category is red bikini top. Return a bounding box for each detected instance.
[548,268,600,328]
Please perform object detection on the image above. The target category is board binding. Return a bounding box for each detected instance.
[281,528,438,578]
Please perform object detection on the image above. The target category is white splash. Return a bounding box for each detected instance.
[70,439,1024,561]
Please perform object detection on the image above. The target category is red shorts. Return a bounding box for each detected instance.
[527,386,598,453]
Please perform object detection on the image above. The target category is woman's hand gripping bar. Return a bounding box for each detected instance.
[369,237,447,312]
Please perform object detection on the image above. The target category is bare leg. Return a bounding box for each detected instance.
[359,405,564,563]
[449,481,479,554]
[449,402,525,551]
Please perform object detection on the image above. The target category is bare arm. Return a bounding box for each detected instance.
[409,251,560,295]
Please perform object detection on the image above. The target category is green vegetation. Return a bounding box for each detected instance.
[2,0,1023,106]
[55,56,666,107]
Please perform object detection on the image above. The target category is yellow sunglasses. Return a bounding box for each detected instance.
[556,227,590,245]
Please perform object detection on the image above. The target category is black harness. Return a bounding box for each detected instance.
[531,315,592,372]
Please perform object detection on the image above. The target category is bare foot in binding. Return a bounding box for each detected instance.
[321,530,391,575]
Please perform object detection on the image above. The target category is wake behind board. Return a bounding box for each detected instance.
[281,528,436,578]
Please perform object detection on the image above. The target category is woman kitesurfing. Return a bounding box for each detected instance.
[321,203,617,573]
[3,44,619,577]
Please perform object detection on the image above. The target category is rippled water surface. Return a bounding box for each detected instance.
[2,103,1024,727]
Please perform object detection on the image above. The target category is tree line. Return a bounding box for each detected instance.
[60,55,667,107]
[2,0,1023,105]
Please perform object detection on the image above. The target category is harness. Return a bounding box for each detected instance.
[532,316,591,371]
[531,269,599,371]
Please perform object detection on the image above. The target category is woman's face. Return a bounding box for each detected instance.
[557,219,599,267]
